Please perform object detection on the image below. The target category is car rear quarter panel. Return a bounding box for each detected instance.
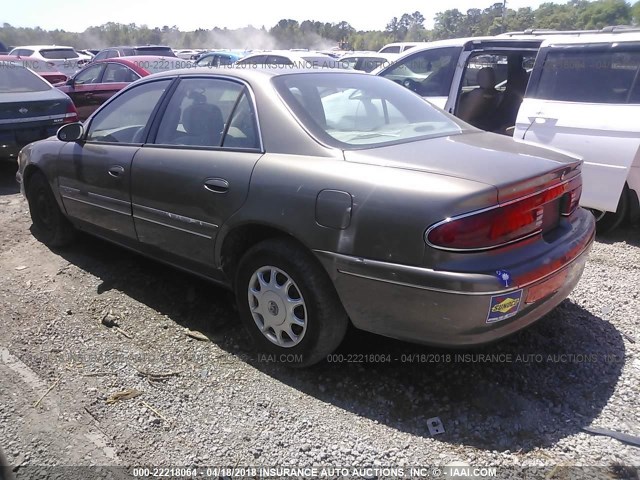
[219,152,498,268]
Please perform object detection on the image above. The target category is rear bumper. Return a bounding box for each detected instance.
[0,124,60,160]
[315,208,595,347]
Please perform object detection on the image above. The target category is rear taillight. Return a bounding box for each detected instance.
[63,102,79,123]
[426,177,582,251]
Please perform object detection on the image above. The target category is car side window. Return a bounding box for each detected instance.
[380,46,401,54]
[238,55,267,65]
[74,64,105,85]
[535,49,640,104]
[86,79,171,143]
[106,50,119,59]
[267,55,293,66]
[153,78,244,148]
[196,56,214,67]
[103,63,139,83]
[380,47,462,97]
[94,51,108,61]
[222,91,260,149]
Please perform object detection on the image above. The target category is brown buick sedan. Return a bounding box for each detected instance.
[16,68,595,366]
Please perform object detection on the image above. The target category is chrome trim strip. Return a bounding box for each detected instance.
[424,176,577,252]
[59,186,130,212]
[134,203,218,230]
[61,194,131,216]
[336,246,588,296]
[133,214,213,239]
[0,113,67,125]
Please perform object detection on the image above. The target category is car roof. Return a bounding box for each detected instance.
[12,45,75,50]
[241,50,334,59]
[147,66,364,81]
[540,31,640,46]
[341,52,399,59]
[93,55,184,63]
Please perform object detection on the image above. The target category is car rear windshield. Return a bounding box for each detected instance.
[273,72,464,149]
[0,65,50,92]
[39,48,79,59]
[534,46,640,104]
[134,47,176,57]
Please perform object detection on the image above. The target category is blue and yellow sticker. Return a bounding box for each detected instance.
[486,289,523,324]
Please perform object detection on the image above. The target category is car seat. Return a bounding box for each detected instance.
[175,102,224,147]
[457,67,501,129]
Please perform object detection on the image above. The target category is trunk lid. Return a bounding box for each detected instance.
[343,131,582,203]
[0,90,69,123]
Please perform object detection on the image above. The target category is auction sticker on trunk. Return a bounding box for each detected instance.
[486,289,523,323]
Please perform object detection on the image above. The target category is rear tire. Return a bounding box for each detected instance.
[235,238,348,368]
[592,184,629,235]
[26,172,75,247]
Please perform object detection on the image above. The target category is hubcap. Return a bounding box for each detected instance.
[247,266,307,348]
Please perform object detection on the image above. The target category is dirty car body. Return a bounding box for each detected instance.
[17,68,595,365]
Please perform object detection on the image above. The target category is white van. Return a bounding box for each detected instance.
[514,33,640,232]
[376,32,640,232]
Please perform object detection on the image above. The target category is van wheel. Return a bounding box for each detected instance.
[591,184,629,235]
[234,238,348,368]
[26,172,75,247]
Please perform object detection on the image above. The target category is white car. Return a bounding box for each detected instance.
[376,32,639,233]
[378,42,425,54]
[234,50,340,69]
[339,52,400,73]
[514,32,640,233]
[9,45,88,75]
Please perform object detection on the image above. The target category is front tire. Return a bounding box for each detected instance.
[235,238,348,367]
[26,172,75,247]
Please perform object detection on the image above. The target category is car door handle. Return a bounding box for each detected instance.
[108,165,125,178]
[203,178,229,193]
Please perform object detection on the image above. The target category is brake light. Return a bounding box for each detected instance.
[426,177,582,251]
[63,102,79,123]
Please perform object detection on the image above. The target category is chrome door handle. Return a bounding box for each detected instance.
[204,178,229,194]
[108,165,125,178]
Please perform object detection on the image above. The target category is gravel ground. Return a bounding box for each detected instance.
[0,161,639,480]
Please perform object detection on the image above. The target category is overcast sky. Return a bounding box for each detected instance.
[2,0,572,32]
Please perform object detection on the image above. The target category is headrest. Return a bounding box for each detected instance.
[477,67,496,89]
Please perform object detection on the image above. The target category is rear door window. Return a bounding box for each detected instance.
[533,47,640,104]
[153,78,252,148]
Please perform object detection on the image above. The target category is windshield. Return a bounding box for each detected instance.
[0,65,50,92]
[273,73,464,149]
[40,49,79,59]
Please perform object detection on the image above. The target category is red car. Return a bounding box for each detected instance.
[0,55,68,84]
[55,56,193,120]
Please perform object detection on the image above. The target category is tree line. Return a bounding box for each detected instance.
[1,0,639,52]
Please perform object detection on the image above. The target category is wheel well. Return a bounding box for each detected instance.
[220,225,304,281]
[22,164,43,191]
[627,183,640,225]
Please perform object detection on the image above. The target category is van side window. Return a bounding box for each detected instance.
[535,49,640,104]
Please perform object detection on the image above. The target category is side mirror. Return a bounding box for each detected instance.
[65,77,75,86]
[57,122,84,142]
